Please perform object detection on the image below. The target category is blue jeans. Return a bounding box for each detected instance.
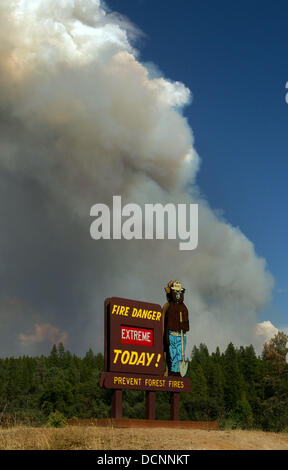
[168,331,186,373]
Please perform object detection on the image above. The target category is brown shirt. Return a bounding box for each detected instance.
[163,302,189,346]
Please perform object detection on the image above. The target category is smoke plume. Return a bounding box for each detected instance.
[0,0,274,356]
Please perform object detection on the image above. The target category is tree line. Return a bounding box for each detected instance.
[0,332,287,431]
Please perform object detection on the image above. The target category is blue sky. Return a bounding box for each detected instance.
[108,0,288,330]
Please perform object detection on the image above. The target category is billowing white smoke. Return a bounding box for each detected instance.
[0,0,274,356]
[0,0,196,208]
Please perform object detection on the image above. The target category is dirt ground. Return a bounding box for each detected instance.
[0,426,288,450]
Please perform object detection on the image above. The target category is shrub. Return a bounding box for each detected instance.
[230,400,254,429]
[47,410,67,428]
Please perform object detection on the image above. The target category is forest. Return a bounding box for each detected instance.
[0,332,287,432]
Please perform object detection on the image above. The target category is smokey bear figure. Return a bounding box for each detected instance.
[163,280,189,376]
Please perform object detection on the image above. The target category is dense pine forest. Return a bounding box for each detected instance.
[0,332,287,432]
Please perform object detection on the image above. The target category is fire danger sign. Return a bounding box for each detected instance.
[104,297,164,376]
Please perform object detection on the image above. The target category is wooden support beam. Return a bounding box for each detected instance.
[170,392,180,420]
[145,391,156,420]
[112,390,122,418]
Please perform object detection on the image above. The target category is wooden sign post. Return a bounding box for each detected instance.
[100,297,191,420]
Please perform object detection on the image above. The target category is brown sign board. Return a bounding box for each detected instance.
[100,372,191,393]
[104,297,164,376]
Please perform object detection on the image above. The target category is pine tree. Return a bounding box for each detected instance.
[261,331,288,431]
[210,362,225,408]
[190,363,208,400]
[223,342,245,412]
[48,345,58,367]
[58,342,65,361]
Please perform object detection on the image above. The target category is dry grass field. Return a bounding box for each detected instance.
[0,425,288,450]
